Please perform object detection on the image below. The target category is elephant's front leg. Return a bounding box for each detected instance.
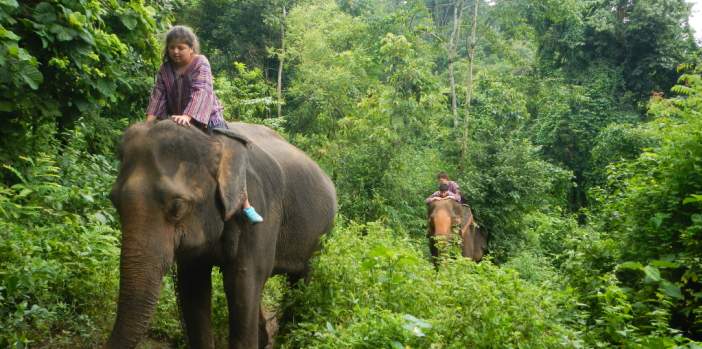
[222,259,268,349]
[176,261,214,349]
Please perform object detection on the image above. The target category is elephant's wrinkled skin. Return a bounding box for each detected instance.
[106,121,337,349]
[427,199,486,264]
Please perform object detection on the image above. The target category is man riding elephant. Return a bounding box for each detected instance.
[426,180,485,264]
[435,171,462,203]
[426,183,461,204]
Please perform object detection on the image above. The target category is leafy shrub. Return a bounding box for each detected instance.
[375,146,454,234]
[0,0,167,164]
[0,127,120,348]
[586,69,702,341]
[459,125,572,262]
[214,61,277,122]
[278,219,583,348]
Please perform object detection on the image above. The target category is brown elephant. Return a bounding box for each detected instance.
[106,121,337,349]
[427,199,486,265]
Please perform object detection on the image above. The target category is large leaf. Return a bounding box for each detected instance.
[643,265,661,283]
[95,79,115,97]
[49,24,76,41]
[78,29,94,45]
[649,260,680,269]
[0,25,20,40]
[617,261,644,271]
[120,15,137,30]
[33,2,57,24]
[67,12,86,28]
[683,194,702,205]
[659,280,682,300]
[0,0,18,8]
[19,63,43,90]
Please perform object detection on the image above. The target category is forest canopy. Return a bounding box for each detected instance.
[1,0,701,347]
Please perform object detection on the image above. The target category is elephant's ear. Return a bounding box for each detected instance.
[215,136,248,221]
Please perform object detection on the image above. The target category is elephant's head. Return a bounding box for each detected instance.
[427,199,464,237]
[427,199,486,263]
[106,121,247,348]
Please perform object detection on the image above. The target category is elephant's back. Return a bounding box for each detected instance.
[227,123,315,168]
[227,122,337,273]
[225,122,335,197]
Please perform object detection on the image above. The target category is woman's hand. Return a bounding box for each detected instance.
[146,114,157,123]
[171,114,192,126]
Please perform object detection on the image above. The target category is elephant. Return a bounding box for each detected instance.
[105,120,337,349]
[427,199,486,265]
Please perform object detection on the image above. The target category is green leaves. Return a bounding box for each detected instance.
[643,265,661,283]
[0,144,119,347]
[1,0,165,160]
[33,2,56,24]
[66,11,85,28]
[279,221,582,348]
[48,23,76,41]
[683,194,702,205]
[119,14,137,30]
[617,261,684,299]
[0,0,18,7]
[18,61,42,89]
[660,280,682,300]
[0,24,18,40]
[0,33,44,90]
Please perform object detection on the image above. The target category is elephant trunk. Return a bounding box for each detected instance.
[431,209,452,237]
[106,225,175,349]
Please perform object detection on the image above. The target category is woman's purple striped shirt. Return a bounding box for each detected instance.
[146,55,227,130]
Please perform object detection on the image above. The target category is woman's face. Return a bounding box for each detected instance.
[167,41,194,67]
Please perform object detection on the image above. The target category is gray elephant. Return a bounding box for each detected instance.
[106,121,337,348]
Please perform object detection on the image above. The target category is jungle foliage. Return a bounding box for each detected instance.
[1,0,701,347]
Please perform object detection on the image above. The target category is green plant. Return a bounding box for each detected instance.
[279,220,583,348]
[0,131,120,347]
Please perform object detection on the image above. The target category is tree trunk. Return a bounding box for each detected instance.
[448,1,464,127]
[462,0,479,160]
[276,5,286,119]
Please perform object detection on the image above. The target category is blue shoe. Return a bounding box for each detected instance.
[243,207,263,224]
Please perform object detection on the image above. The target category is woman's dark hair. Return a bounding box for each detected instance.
[162,25,200,63]
[437,171,449,180]
[439,183,449,192]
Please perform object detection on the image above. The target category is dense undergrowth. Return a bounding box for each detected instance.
[279,220,582,348]
[0,127,120,348]
[2,0,702,347]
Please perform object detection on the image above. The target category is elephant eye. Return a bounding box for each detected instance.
[167,197,190,221]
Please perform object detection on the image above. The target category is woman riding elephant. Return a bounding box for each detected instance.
[105,26,338,349]
[145,25,263,223]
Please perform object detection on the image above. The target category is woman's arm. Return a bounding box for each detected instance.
[182,56,216,126]
[146,66,168,120]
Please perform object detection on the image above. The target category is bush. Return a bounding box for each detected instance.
[278,219,583,348]
[0,127,120,347]
[584,69,702,342]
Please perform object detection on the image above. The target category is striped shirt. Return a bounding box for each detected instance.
[425,181,462,203]
[146,55,227,130]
